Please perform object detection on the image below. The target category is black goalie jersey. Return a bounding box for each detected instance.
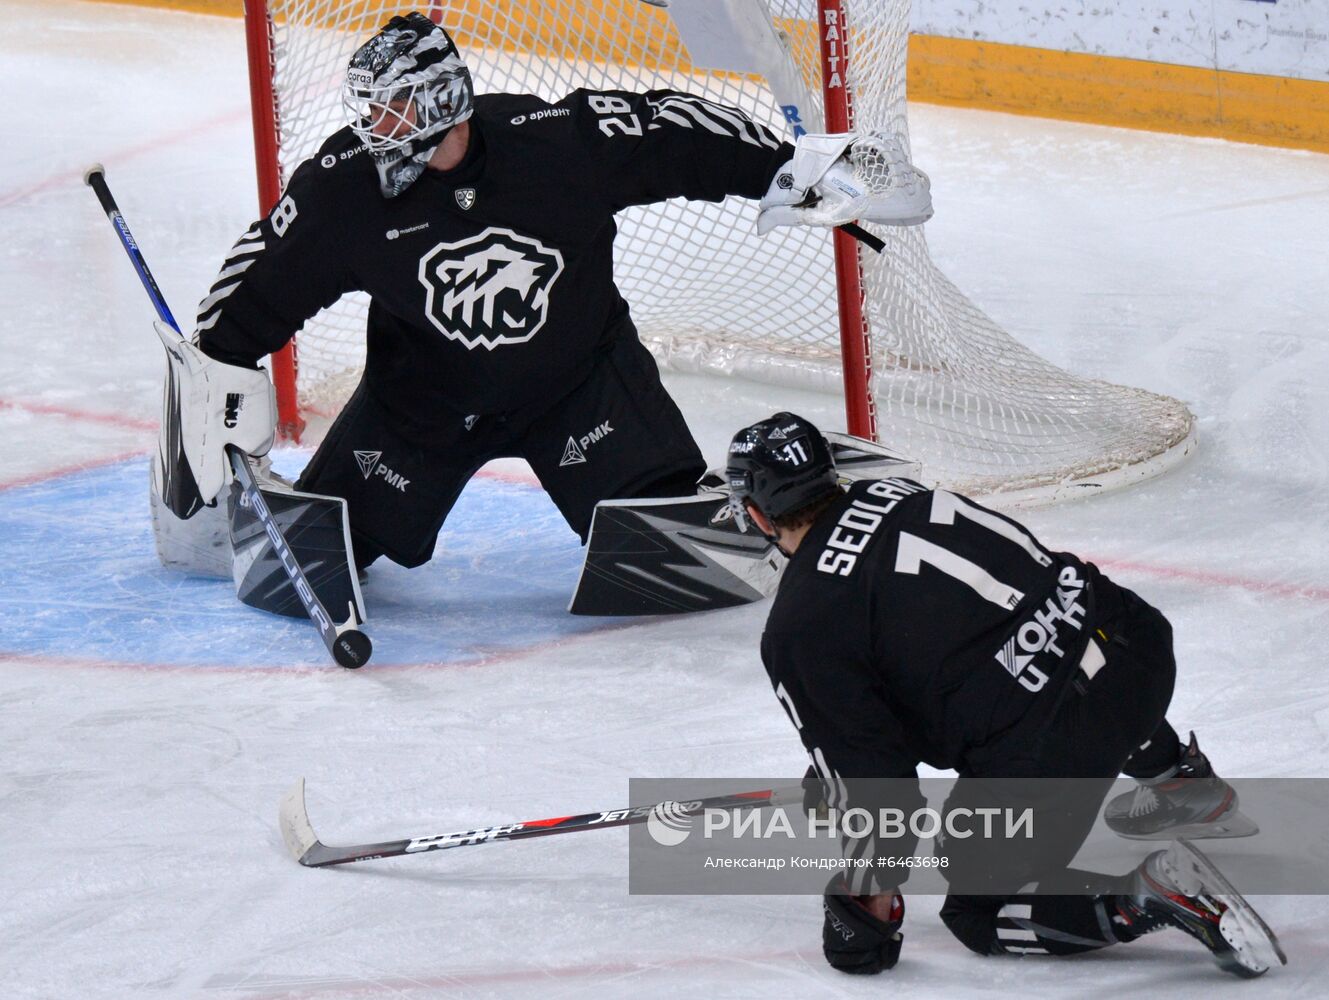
[761,479,1107,879]
[195,89,792,417]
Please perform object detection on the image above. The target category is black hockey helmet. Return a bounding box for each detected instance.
[726,412,839,523]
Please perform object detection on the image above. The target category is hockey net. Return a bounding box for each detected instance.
[244,0,1195,502]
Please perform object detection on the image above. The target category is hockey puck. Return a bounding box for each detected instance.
[333,630,372,669]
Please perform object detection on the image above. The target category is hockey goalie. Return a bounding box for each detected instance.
[151,12,931,620]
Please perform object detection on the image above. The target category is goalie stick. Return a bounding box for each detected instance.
[84,164,372,669]
[279,777,803,867]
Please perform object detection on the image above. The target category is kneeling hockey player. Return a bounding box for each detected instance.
[725,412,1283,979]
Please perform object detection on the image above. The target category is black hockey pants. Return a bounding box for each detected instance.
[939,580,1180,957]
[296,335,704,568]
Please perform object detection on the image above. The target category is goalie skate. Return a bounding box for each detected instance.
[1105,733,1258,840]
[1121,840,1286,978]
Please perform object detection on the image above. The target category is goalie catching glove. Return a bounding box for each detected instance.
[152,319,275,519]
[758,132,932,235]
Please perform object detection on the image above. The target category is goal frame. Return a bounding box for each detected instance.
[239,0,1197,505]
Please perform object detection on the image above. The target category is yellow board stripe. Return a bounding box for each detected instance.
[908,34,1329,155]
[81,0,243,13]
[86,0,1329,155]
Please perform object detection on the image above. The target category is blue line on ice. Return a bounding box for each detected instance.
[0,456,605,667]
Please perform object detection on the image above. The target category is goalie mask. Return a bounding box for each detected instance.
[343,12,474,198]
[725,413,839,540]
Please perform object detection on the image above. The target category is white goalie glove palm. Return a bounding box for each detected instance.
[153,320,275,514]
[757,131,932,235]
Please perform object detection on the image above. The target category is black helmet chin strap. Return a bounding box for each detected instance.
[730,493,788,556]
[756,519,783,552]
[766,520,798,559]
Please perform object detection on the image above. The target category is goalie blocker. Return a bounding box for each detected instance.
[147,317,365,626]
[570,433,921,615]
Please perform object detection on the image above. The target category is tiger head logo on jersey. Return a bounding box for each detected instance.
[417,227,564,350]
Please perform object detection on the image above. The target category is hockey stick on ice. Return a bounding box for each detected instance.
[279,777,803,867]
[84,164,372,669]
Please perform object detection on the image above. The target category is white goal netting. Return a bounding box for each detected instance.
[250,0,1195,501]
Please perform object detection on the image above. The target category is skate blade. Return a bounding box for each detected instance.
[1115,809,1259,841]
[1168,839,1288,976]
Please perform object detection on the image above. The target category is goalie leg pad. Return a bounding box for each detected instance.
[149,453,293,580]
[228,474,367,626]
[149,466,232,578]
[824,432,923,484]
[569,434,922,615]
[569,486,783,616]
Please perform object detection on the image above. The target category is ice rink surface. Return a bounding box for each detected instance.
[2,1,1327,996]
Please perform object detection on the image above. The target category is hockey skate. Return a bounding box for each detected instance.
[1116,840,1286,978]
[1104,732,1258,840]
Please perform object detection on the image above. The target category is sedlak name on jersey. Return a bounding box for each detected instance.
[817,479,927,577]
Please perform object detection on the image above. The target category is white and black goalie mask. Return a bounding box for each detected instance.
[343,12,474,197]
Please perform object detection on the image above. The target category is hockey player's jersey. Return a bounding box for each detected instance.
[761,479,1104,886]
[196,90,792,417]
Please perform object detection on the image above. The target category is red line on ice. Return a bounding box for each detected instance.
[1090,555,1329,603]
[0,397,157,433]
[0,107,250,210]
[0,616,640,675]
[0,448,151,493]
[227,947,812,999]
[474,466,542,487]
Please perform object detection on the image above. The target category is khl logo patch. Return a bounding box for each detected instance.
[418,227,564,351]
[455,187,476,210]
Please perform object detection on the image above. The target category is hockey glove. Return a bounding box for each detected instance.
[153,320,275,517]
[757,132,932,235]
[823,875,904,975]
